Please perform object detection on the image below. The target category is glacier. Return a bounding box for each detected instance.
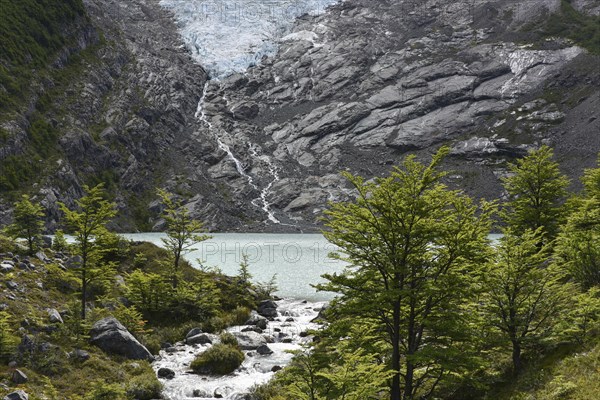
[160,0,341,79]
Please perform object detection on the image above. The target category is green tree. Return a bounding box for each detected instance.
[554,156,600,288]
[7,194,45,254]
[157,189,211,288]
[59,184,117,319]
[481,229,569,375]
[318,148,493,400]
[501,145,569,242]
[557,287,600,345]
[238,253,253,286]
[52,229,69,252]
[0,311,17,362]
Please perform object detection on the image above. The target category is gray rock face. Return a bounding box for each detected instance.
[89,317,153,360]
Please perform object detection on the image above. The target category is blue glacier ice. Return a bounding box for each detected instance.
[160,0,341,79]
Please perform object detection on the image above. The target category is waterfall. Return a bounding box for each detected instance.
[196,82,281,224]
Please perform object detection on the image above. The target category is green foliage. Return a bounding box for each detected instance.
[557,288,600,345]
[126,372,163,400]
[59,184,118,319]
[238,253,253,286]
[6,194,45,254]
[190,343,245,375]
[255,274,279,299]
[45,263,80,294]
[481,229,572,375]
[0,310,17,362]
[501,145,569,242]
[84,381,127,400]
[52,229,69,252]
[0,232,19,253]
[157,188,211,288]
[0,0,86,110]
[220,332,239,347]
[542,0,600,55]
[126,269,173,315]
[318,147,494,399]
[91,303,149,337]
[554,157,600,288]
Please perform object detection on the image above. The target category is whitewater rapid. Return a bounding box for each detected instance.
[154,299,326,399]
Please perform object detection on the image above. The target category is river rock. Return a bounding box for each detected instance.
[256,344,274,355]
[157,367,175,379]
[232,332,267,350]
[3,391,28,400]
[186,333,215,345]
[245,312,268,329]
[89,317,153,360]
[185,327,203,339]
[257,300,278,318]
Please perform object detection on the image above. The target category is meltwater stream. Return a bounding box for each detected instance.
[154,299,326,400]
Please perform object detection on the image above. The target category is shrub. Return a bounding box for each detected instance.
[126,373,163,400]
[190,343,245,375]
[230,306,252,326]
[84,381,127,400]
[219,332,239,347]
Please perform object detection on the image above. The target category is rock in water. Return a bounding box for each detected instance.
[232,331,267,350]
[257,300,278,318]
[3,391,28,400]
[256,344,274,355]
[186,333,215,345]
[89,317,153,360]
[157,367,176,379]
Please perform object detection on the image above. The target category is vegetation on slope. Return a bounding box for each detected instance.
[0,186,263,398]
[0,0,86,110]
[251,147,600,400]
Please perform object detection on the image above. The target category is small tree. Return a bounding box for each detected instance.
[501,145,569,242]
[319,148,493,400]
[52,229,69,253]
[60,184,117,319]
[157,189,211,288]
[482,229,569,375]
[554,156,600,288]
[238,253,253,286]
[0,311,17,362]
[7,194,45,254]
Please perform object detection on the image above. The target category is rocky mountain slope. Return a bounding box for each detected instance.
[0,0,598,232]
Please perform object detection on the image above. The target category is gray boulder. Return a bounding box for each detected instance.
[186,333,215,345]
[245,311,268,329]
[185,327,203,339]
[232,331,267,350]
[157,367,175,379]
[89,317,153,360]
[47,308,64,324]
[3,391,28,400]
[11,369,28,384]
[256,344,273,355]
[257,300,278,318]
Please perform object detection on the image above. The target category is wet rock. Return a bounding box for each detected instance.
[157,367,176,379]
[232,332,267,350]
[257,300,278,318]
[256,344,274,355]
[186,333,215,345]
[186,327,203,339]
[271,365,282,372]
[245,312,268,329]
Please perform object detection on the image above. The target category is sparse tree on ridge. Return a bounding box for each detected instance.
[60,184,117,320]
[157,189,211,288]
[7,194,45,254]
